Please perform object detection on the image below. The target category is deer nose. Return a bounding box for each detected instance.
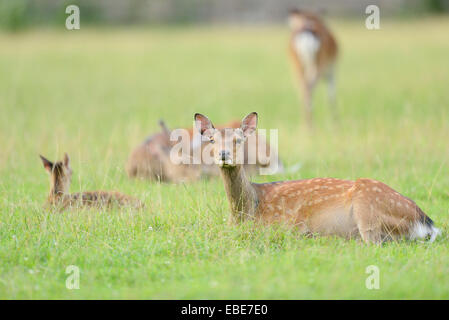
[219,150,230,160]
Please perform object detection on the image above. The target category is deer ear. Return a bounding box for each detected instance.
[63,153,70,167]
[241,112,258,138]
[194,113,214,135]
[159,119,170,137]
[40,155,54,173]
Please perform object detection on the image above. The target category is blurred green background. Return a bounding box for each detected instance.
[1,0,449,31]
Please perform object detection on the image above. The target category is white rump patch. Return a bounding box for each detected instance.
[294,31,321,82]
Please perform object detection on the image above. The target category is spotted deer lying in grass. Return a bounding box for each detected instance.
[40,153,143,210]
[288,9,338,126]
[194,112,440,244]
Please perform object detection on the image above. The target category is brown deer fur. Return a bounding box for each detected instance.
[194,112,440,244]
[40,153,143,210]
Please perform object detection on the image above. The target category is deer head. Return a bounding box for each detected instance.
[288,8,322,31]
[194,112,258,168]
[40,153,72,195]
[288,8,307,31]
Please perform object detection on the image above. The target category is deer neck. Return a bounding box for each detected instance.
[219,164,258,220]
[48,180,68,203]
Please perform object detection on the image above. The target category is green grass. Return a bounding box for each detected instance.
[1,17,449,299]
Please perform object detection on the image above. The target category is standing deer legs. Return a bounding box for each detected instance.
[304,82,313,128]
[301,67,338,128]
[301,76,316,129]
[326,66,338,122]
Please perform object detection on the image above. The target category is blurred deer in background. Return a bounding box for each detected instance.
[288,9,338,127]
[40,153,143,210]
[126,120,239,182]
[194,112,440,244]
[126,120,191,182]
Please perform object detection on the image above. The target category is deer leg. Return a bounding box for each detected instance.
[352,202,384,245]
[302,81,315,128]
[326,67,338,122]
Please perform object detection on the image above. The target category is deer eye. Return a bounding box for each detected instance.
[209,137,215,144]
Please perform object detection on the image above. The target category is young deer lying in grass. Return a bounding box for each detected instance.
[194,112,440,244]
[40,153,143,210]
[288,9,338,126]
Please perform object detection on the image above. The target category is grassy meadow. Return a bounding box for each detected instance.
[0,17,448,299]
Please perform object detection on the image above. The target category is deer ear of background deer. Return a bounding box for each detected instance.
[40,155,54,173]
[159,119,170,137]
[63,153,70,167]
[241,112,258,138]
[194,113,214,135]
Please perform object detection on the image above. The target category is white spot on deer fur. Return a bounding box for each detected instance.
[397,202,402,207]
